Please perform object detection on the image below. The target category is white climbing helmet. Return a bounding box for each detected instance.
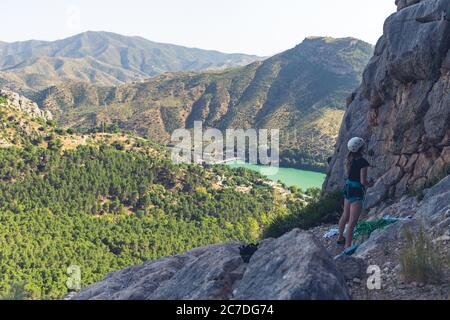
[348,137,366,153]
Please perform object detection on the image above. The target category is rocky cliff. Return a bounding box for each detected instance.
[324,0,450,209]
[0,89,52,121]
[0,89,54,147]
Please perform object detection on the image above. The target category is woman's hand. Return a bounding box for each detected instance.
[360,167,374,188]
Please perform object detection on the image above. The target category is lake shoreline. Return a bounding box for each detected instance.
[224,160,326,190]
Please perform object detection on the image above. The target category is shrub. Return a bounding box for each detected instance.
[55,128,66,135]
[400,227,444,284]
[111,141,125,151]
[46,120,57,127]
[31,136,44,146]
[263,190,342,238]
[47,139,63,151]
[0,282,32,300]
[0,96,7,105]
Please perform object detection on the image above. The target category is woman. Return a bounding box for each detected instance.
[337,137,373,249]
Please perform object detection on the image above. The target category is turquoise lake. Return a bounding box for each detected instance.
[225,161,326,190]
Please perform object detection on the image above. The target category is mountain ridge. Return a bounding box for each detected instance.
[0,31,262,92]
[31,36,373,171]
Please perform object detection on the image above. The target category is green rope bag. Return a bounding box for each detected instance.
[352,219,397,244]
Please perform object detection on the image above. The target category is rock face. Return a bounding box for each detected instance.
[233,230,350,300]
[0,89,52,121]
[72,243,245,300]
[355,175,450,260]
[71,230,350,300]
[333,255,368,281]
[324,0,450,209]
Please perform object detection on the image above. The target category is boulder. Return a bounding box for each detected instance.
[357,175,450,259]
[150,243,244,300]
[418,175,450,232]
[365,166,404,209]
[334,255,368,281]
[72,243,245,300]
[232,230,350,300]
[71,230,351,300]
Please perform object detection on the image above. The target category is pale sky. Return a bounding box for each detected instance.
[0,0,396,56]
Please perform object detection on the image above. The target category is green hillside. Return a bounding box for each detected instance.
[0,90,311,299]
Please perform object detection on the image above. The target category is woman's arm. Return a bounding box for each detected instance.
[360,167,373,187]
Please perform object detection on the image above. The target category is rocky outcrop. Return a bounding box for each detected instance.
[355,174,450,257]
[311,174,450,300]
[0,89,52,121]
[232,230,350,300]
[71,243,245,300]
[324,0,450,209]
[396,0,422,11]
[71,230,350,300]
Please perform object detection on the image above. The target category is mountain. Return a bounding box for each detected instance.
[0,31,261,92]
[32,37,373,171]
[324,0,450,208]
[70,0,450,301]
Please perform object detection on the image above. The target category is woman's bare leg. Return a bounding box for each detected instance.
[345,201,362,248]
[338,199,350,242]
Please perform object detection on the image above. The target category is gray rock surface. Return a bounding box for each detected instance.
[356,175,450,260]
[150,243,244,300]
[72,243,244,300]
[233,230,350,300]
[333,256,368,282]
[71,230,350,300]
[396,0,422,11]
[355,220,421,259]
[418,175,450,233]
[324,0,450,209]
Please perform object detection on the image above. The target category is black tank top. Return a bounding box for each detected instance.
[348,157,370,182]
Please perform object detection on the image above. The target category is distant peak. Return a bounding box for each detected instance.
[298,36,373,50]
[303,36,365,43]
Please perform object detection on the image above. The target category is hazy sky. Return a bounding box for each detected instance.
[0,0,396,56]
